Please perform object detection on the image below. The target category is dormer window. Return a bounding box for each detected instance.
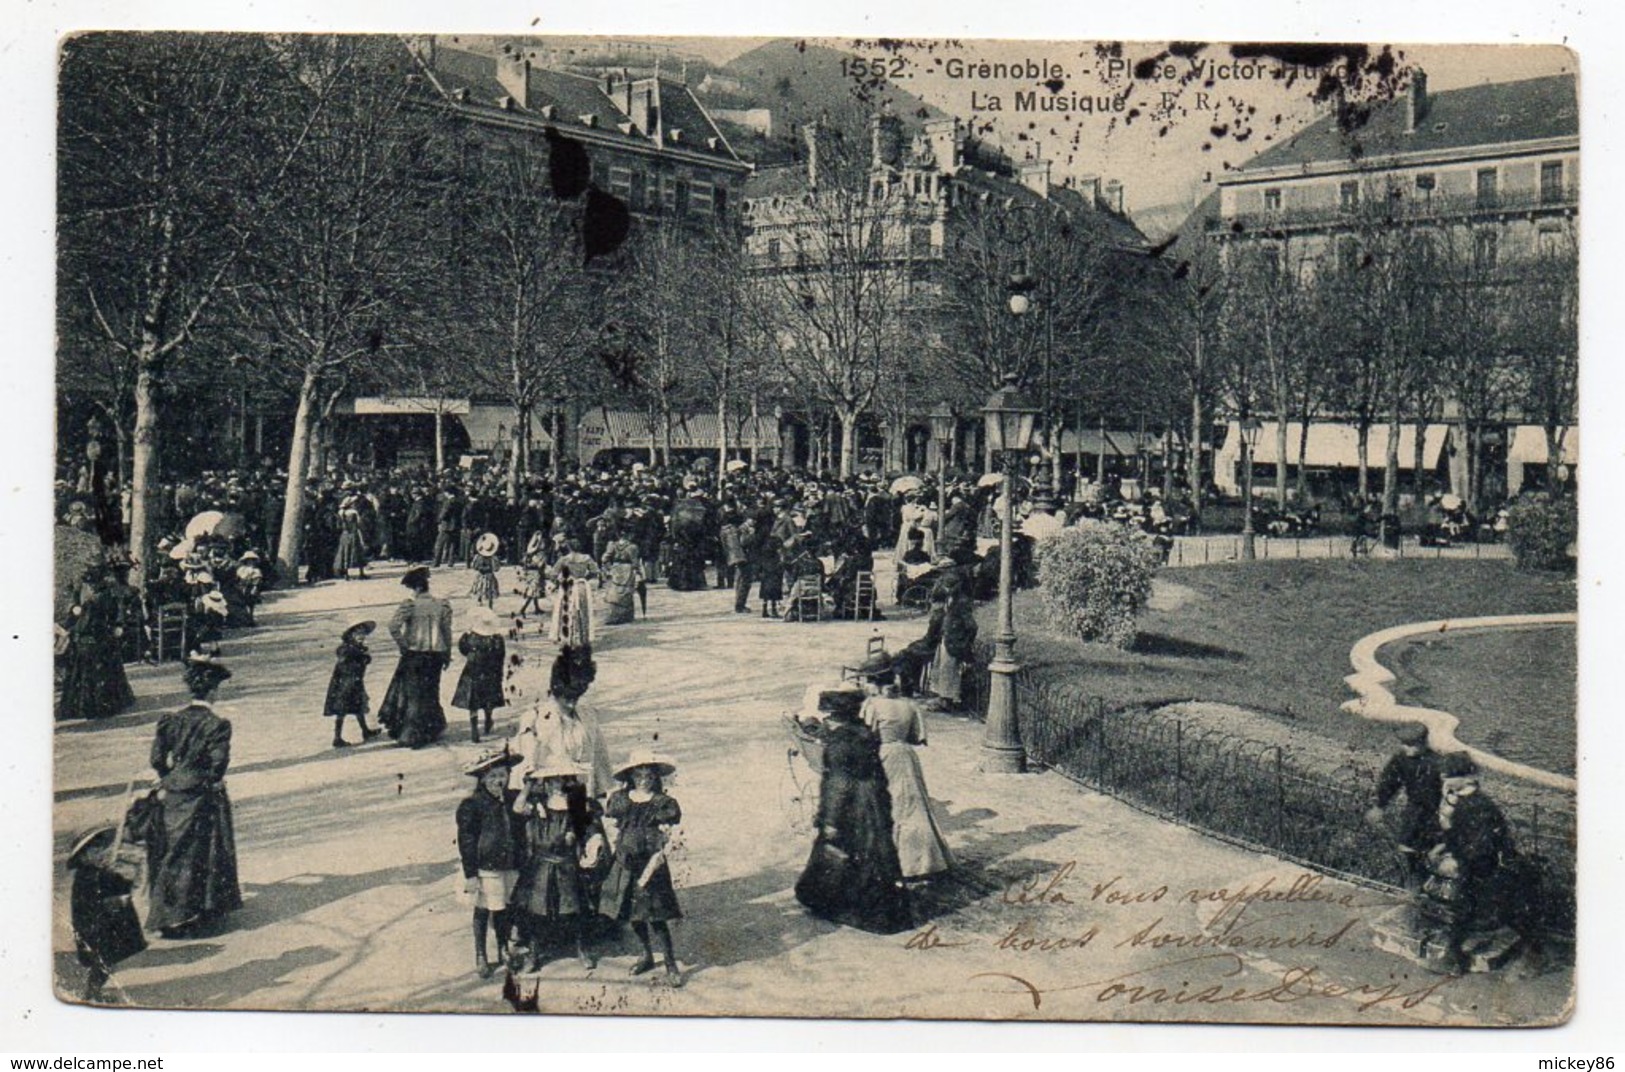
[1263,187,1281,213]
[579,114,598,128]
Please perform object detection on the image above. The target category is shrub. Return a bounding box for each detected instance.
[1504,492,1578,572]
[1034,522,1161,648]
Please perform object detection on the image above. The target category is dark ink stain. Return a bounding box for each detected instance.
[583,186,631,264]
[1210,124,1229,138]
[1043,77,1065,94]
[545,129,590,199]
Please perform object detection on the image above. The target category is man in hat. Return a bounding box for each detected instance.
[456,748,526,978]
[1366,723,1444,890]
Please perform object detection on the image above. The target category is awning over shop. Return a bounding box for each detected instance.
[458,405,554,452]
[352,396,471,416]
[577,407,780,454]
[1057,428,1142,457]
[1508,425,1578,466]
[1235,421,1448,469]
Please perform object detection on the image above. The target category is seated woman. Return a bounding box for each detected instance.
[793,688,912,934]
[781,543,828,623]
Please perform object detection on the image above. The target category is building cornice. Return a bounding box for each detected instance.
[1222,135,1580,187]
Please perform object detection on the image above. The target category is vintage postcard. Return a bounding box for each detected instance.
[49,32,1578,1027]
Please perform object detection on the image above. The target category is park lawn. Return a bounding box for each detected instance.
[991,558,1577,754]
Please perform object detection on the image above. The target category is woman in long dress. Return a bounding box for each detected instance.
[793,689,912,934]
[378,567,452,749]
[894,493,936,563]
[58,566,136,721]
[332,497,368,579]
[511,651,614,800]
[859,661,953,882]
[145,654,243,936]
[929,573,978,709]
[600,533,642,626]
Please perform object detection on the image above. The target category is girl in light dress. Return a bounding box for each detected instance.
[859,655,953,882]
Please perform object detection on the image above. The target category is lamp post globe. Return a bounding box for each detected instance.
[980,372,1039,774]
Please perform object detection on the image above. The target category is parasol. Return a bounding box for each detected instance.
[726,459,749,473]
[976,472,1004,489]
[889,475,923,495]
[184,511,225,539]
[1439,494,1463,512]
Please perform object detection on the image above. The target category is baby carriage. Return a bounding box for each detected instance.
[896,560,949,609]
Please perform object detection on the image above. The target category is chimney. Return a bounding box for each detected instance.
[1405,71,1429,133]
[1078,174,1101,208]
[1103,178,1124,214]
[803,121,831,188]
[496,51,530,108]
[1017,158,1051,199]
[870,113,904,169]
[923,117,962,175]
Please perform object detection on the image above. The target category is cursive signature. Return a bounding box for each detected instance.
[970,952,1456,1013]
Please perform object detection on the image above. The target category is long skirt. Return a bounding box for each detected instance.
[930,641,963,704]
[879,743,954,879]
[601,581,636,625]
[145,787,243,933]
[58,636,135,721]
[378,651,448,748]
[333,532,367,573]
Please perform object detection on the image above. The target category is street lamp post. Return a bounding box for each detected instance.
[980,371,1039,774]
[1240,416,1263,561]
[929,402,956,534]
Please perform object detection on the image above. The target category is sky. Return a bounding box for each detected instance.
[568,37,1576,228]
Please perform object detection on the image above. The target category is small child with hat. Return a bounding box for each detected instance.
[456,747,526,978]
[323,620,381,748]
[66,824,145,1002]
[453,606,508,744]
[600,749,685,987]
[469,532,502,609]
[512,760,606,973]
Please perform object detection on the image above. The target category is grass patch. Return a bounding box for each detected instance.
[991,559,1576,755]
[1393,625,1576,777]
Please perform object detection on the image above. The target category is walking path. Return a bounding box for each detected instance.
[50,564,1572,1024]
[1341,614,1579,792]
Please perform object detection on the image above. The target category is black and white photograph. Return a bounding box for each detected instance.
[27,15,1608,1039]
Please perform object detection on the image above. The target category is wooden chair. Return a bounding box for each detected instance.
[789,562,823,622]
[155,602,188,662]
[852,570,879,622]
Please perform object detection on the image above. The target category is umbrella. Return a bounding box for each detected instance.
[1439,494,1463,511]
[168,538,196,561]
[185,511,226,539]
[726,459,749,473]
[976,473,1004,489]
[889,475,923,495]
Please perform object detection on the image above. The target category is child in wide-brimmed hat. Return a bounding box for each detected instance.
[600,750,685,987]
[512,760,605,973]
[469,532,501,609]
[323,620,380,748]
[456,747,526,978]
[452,606,507,744]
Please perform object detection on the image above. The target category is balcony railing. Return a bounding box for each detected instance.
[1213,182,1579,233]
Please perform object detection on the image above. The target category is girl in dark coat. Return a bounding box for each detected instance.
[323,620,380,748]
[452,607,507,744]
[794,689,912,935]
[513,764,605,972]
[145,654,243,936]
[600,752,685,986]
[754,533,785,618]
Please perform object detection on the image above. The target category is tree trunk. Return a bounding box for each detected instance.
[837,409,858,478]
[1356,421,1371,500]
[434,409,446,472]
[127,356,162,585]
[1382,407,1402,518]
[1096,415,1107,486]
[276,369,321,578]
[1546,423,1567,492]
[1413,416,1429,500]
[662,406,674,472]
[507,404,526,504]
[550,407,563,480]
[1273,416,1289,506]
[1294,414,1311,505]
[1187,390,1203,528]
[718,393,729,488]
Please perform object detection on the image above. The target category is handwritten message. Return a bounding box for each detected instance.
[902,861,1440,1014]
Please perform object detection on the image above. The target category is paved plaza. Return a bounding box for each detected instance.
[50,562,1572,1023]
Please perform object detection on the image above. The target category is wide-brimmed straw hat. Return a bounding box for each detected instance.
[342,620,376,643]
[527,759,586,782]
[614,749,676,780]
[468,607,504,636]
[475,532,501,557]
[66,824,118,870]
[464,748,523,777]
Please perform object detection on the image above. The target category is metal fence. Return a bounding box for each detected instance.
[959,658,1575,936]
[1164,534,1513,567]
